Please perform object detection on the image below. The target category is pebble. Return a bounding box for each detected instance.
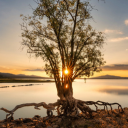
[47,126,53,128]
[23,118,33,123]
[52,124,58,128]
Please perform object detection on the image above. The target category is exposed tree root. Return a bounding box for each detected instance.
[0,99,124,121]
[76,100,124,118]
[0,101,60,121]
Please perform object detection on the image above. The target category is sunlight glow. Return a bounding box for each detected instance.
[60,69,69,78]
[61,71,62,77]
[65,69,68,74]
[65,84,68,89]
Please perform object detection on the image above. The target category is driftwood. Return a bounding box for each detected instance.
[0,99,124,121]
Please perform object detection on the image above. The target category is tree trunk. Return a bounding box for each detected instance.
[56,80,73,100]
[63,81,73,100]
[56,79,76,115]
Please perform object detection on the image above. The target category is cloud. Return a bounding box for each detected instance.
[109,37,128,42]
[24,68,45,71]
[124,19,128,26]
[104,29,123,34]
[0,66,11,70]
[102,64,128,71]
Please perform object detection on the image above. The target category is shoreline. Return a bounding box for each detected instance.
[0,79,55,83]
[0,108,128,128]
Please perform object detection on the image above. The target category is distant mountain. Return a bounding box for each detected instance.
[0,72,50,79]
[90,75,128,79]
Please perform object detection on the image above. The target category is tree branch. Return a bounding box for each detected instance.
[63,0,75,21]
[71,0,80,61]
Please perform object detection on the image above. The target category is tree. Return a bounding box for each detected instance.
[21,0,105,99]
[0,0,124,119]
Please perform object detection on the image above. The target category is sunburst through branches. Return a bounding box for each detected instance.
[65,69,68,74]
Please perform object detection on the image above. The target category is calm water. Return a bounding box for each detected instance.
[0,79,128,120]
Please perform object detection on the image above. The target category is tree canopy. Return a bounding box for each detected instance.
[20,0,105,100]
[21,0,105,81]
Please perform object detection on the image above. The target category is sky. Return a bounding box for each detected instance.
[0,0,128,77]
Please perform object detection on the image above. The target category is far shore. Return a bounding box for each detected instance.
[1,77,128,83]
[0,78,55,83]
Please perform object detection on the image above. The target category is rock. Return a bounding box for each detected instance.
[115,113,121,117]
[33,115,41,120]
[10,126,14,128]
[27,122,34,127]
[122,125,128,128]
[14,119,23,124]
[71,111,77,117]
[47,126,53,128]
[102,114,108,118]
[122,114,126,118]
[105,117,111,122]
[0,124,6,128]
[92,112,98,117]
[35,122,44,127]
[33,115,40,119]
[23,118,33,123]
[56,118,62,124]
[106,124,115,128]
[113,109,118,114]
[43,117,49,120]
[124,109,128,116]
[52,124,58,128]
[95,119,101,124]
[51,117,58,122]
[33,120,38,125]
[52,122,56,125]
[95,118,106,124]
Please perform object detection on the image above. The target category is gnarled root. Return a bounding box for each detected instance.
[0,101,61,121]
[57,98,79,117]
[76,100,124,118]
[58,99,124,118]
[0,99,124,121]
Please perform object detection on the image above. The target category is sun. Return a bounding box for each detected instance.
[65,69,68,74]
[60,69,69,77]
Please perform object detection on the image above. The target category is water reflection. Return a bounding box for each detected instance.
[99,88,128,95]
[0,83,58,120]
[0,80,128,120]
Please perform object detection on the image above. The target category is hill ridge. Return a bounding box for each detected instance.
[91,75,128,79]
[0,72,49,79]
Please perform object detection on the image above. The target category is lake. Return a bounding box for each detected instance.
[0,79,128,120]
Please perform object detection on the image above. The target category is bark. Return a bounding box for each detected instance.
[55,79,76,115]
[56,79,73,100]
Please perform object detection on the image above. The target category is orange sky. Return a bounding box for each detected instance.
[0,0,128,78]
